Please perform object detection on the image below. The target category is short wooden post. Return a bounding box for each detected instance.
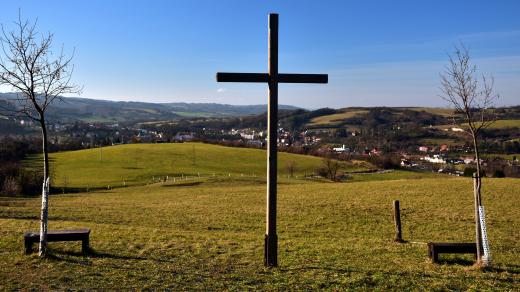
[393,200,403,242]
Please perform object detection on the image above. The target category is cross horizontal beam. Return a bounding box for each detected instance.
[278,73,328,83]
[216,73,328,84]
[216,73,267,83]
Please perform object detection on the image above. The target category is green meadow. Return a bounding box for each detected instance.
[41,143,372,189]
[436,119,520,131]
[1,143,519,290]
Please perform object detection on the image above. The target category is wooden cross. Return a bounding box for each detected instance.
[216,13,328,267]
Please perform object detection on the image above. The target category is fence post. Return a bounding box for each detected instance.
[393,200,403,242]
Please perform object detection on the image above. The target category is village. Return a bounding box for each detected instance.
[6,114,514,178]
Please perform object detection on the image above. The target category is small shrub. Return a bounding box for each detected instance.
[2,176,21,196]
[463,167,486,177]
[493,170,505,178]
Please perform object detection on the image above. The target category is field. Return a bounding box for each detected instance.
[38,143,373,189]
[405,107,455,117]
[308,109,368,127]
[1,144,519,289]
[418,138,460,146]
[437,119,520,131]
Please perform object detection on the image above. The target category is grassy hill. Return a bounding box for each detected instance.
[308,109,369,126]
[42,143,373,189]
[0,176,519,289]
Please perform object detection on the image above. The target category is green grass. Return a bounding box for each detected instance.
[37,143,371,189]
[419,138,460,146]
[174,111,214,117]
[487,119,520,129]
[348,169,443,182]
[481,153,519,160]
[0,175,519,290]
[406,107,455,117]
[437,119,520,130]
[308,110,368,126]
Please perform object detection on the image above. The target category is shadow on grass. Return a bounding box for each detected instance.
[484,265,520,275]
[280,265,357,274]
[435,258,520,275]
[0,214,39,220]
[437,257,476,266]
[162,182,203,187]
[44,248,176,264]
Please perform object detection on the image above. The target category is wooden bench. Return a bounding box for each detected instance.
[24,229,90,254]
[427,242,477,263]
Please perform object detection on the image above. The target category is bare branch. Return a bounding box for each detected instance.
[0,13,81,119]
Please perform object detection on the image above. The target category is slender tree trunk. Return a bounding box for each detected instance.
[38,118,50,257]
[473,173,482,263]
[471,132,484,264]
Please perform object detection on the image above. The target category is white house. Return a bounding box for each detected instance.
[422,154,446,164]
[333,144,349,152]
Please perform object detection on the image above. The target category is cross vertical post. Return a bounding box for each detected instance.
[216,13,327,267]
[265,13,278,267]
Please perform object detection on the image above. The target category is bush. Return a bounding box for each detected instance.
[2,176,21,196]
[493,170,506,178]
[369,154,400,169]
[0,163,42,197]
[463,167,486,177]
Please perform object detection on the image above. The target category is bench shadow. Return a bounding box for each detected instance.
[437,257,475,266]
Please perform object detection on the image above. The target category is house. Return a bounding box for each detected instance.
[174,132,195,141]
[418,146,429,152]
[333,145,349,152]
[462,157,475,164]
[401,159,412,167]
[240,132,254,140]
[370,148,381,156]
[423,154,446,164]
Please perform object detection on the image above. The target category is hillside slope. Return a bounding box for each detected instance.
[43,142,372,188]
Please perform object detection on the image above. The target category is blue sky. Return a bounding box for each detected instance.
[1,0,519,108]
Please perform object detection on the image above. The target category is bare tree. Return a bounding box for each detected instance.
[319,152,344,182]
[0,14,81,257]
[440,44,498,266]
[285,160,297,178]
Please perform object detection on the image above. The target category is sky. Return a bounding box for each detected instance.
[0,0,519,108]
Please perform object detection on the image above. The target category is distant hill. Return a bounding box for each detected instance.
[0,93,300,124]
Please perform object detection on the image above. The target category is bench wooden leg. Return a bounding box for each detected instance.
[82,238,89,254]
[428,244,437,263]
[432,251,438,263]
[24,239,33,254]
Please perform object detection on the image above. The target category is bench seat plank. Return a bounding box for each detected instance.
[428,242,477,263]
[24,229,90,254]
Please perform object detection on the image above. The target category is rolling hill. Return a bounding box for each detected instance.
[41,142,374,189]
[0,93,300,123]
